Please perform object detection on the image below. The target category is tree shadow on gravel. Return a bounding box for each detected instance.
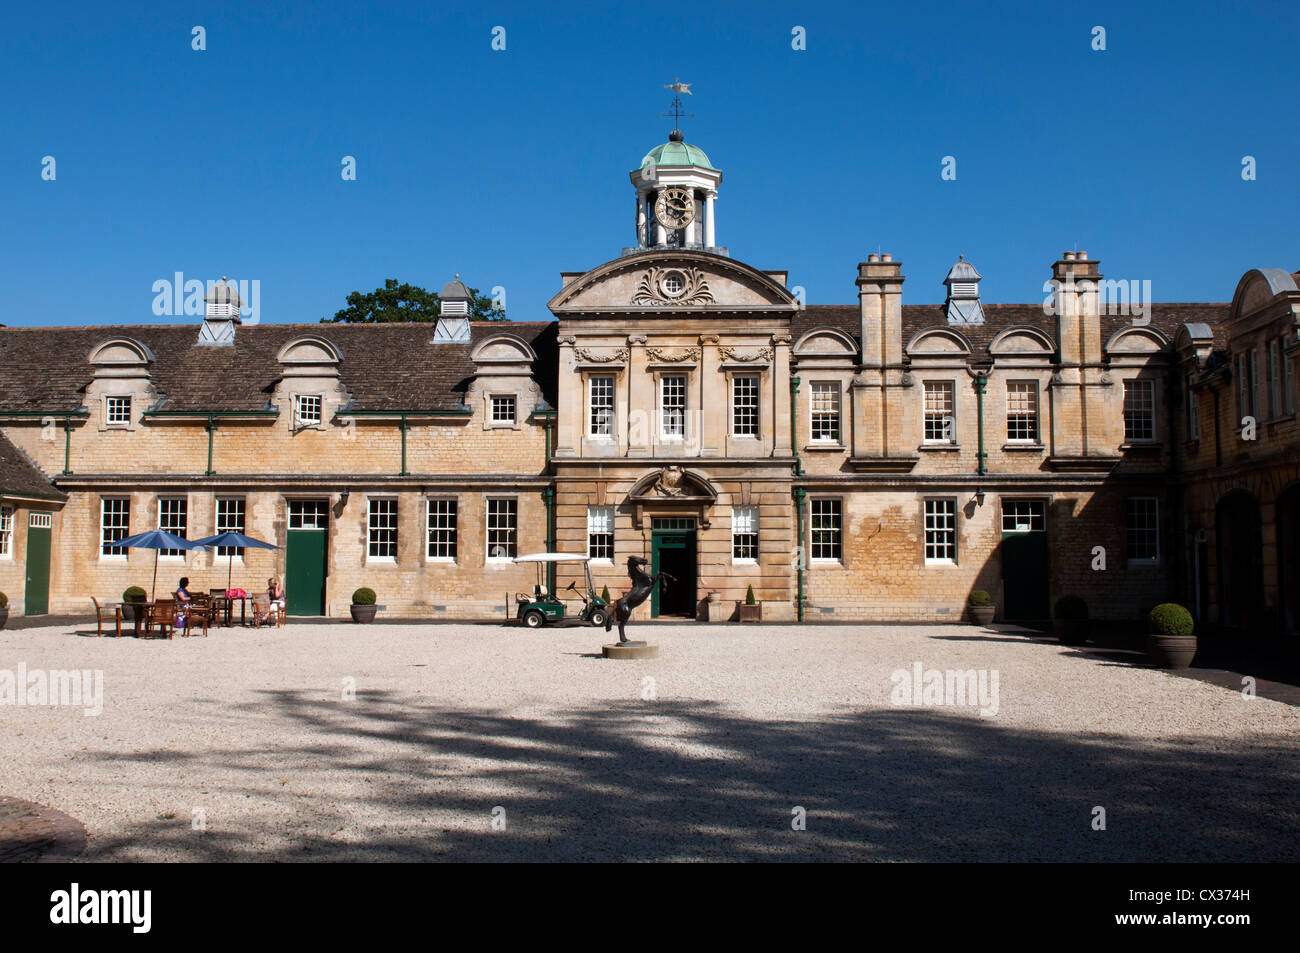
[81,692,1300,862]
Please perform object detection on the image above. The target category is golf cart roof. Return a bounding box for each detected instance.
[513,553,593,564]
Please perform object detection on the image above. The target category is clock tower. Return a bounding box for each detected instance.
[630,129,723,252]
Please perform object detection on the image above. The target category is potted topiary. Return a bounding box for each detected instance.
[350,587,378,623]
[1147,603,1196,668]
[601,585,611,605]
[968,590,995,626]
[738,584,762,622]
[0,591,8,630]
[121,586,148,623]
[1053,595,1090,645]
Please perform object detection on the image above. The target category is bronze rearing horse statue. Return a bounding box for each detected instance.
[606,556,676,643]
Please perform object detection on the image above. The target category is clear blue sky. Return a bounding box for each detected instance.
[4,0,1297,327]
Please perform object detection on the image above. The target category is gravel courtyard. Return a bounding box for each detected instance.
[1,620,1297,862]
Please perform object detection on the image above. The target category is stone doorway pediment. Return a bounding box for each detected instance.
[625,466,718,529]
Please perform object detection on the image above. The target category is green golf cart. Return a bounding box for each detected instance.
[510,553,610,629]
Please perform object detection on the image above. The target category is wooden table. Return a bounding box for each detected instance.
[212,595,248,627]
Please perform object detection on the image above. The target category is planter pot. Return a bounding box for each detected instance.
[968,605,995,626]
[1053,619,1090,645]
[350,604,378,624]
[0,607,8,630]
[1147,633,1197,669]
[121,602,142,623]
[738,603,762,623]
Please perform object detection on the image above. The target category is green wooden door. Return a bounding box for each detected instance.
[1002,532,1049,620]
[286,530,327,616]
[1001,500,1049,621]
[650,528,696,618]
[25,513,51,616]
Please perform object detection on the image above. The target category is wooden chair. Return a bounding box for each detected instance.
[147,600,176,640]
[91,597,122,638]
[178,599,211,637]
[250,594,282,628]
[209,589,229,626]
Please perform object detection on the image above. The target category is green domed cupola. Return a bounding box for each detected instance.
[628,129,724,253]
[637,134,718,174]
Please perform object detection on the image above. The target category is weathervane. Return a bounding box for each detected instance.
[662,77,694,135]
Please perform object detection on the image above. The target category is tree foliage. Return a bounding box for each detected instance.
[322,279,505,324]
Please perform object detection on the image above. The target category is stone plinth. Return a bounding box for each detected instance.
[602,642,658,660]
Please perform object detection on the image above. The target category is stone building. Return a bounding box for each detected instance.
[0,130,1296,631]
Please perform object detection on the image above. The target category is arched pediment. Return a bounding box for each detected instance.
[1231,268,1298,320]
[88,337,154,366]
[548,250,799,314]
[793,326,859,358]
[1105,326,1171,355]
[626,466,719,502]
[988,326,1055,356]
[470,332,537,365]
[905,327,972,356]
[277,334,343,366]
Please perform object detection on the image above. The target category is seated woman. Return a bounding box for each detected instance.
[174,576,193,627]
[267,577,286,618]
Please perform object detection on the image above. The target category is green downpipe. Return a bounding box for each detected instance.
[974,375,988,477]
[62,416,72,475]
[793,487,806,623]
[542,487,556,593]
[399,414,409,476]
[205,414,216,476]
[789,376,803,476]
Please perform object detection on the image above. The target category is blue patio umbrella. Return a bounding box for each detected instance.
[191,531,280,590]
[115,529,208,601]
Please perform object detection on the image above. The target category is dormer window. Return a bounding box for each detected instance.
[490,395,516,426]
[105,395,132,428]
[294,394,323,428]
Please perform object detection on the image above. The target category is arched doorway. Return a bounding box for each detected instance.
[1277,484,1300,635]
[1216,491,1263,629]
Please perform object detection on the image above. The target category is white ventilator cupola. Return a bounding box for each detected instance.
[199,277,242,345]
[434,275,472,343]
[944,256,985,325]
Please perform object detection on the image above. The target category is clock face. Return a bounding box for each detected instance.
[654,187,695,229]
